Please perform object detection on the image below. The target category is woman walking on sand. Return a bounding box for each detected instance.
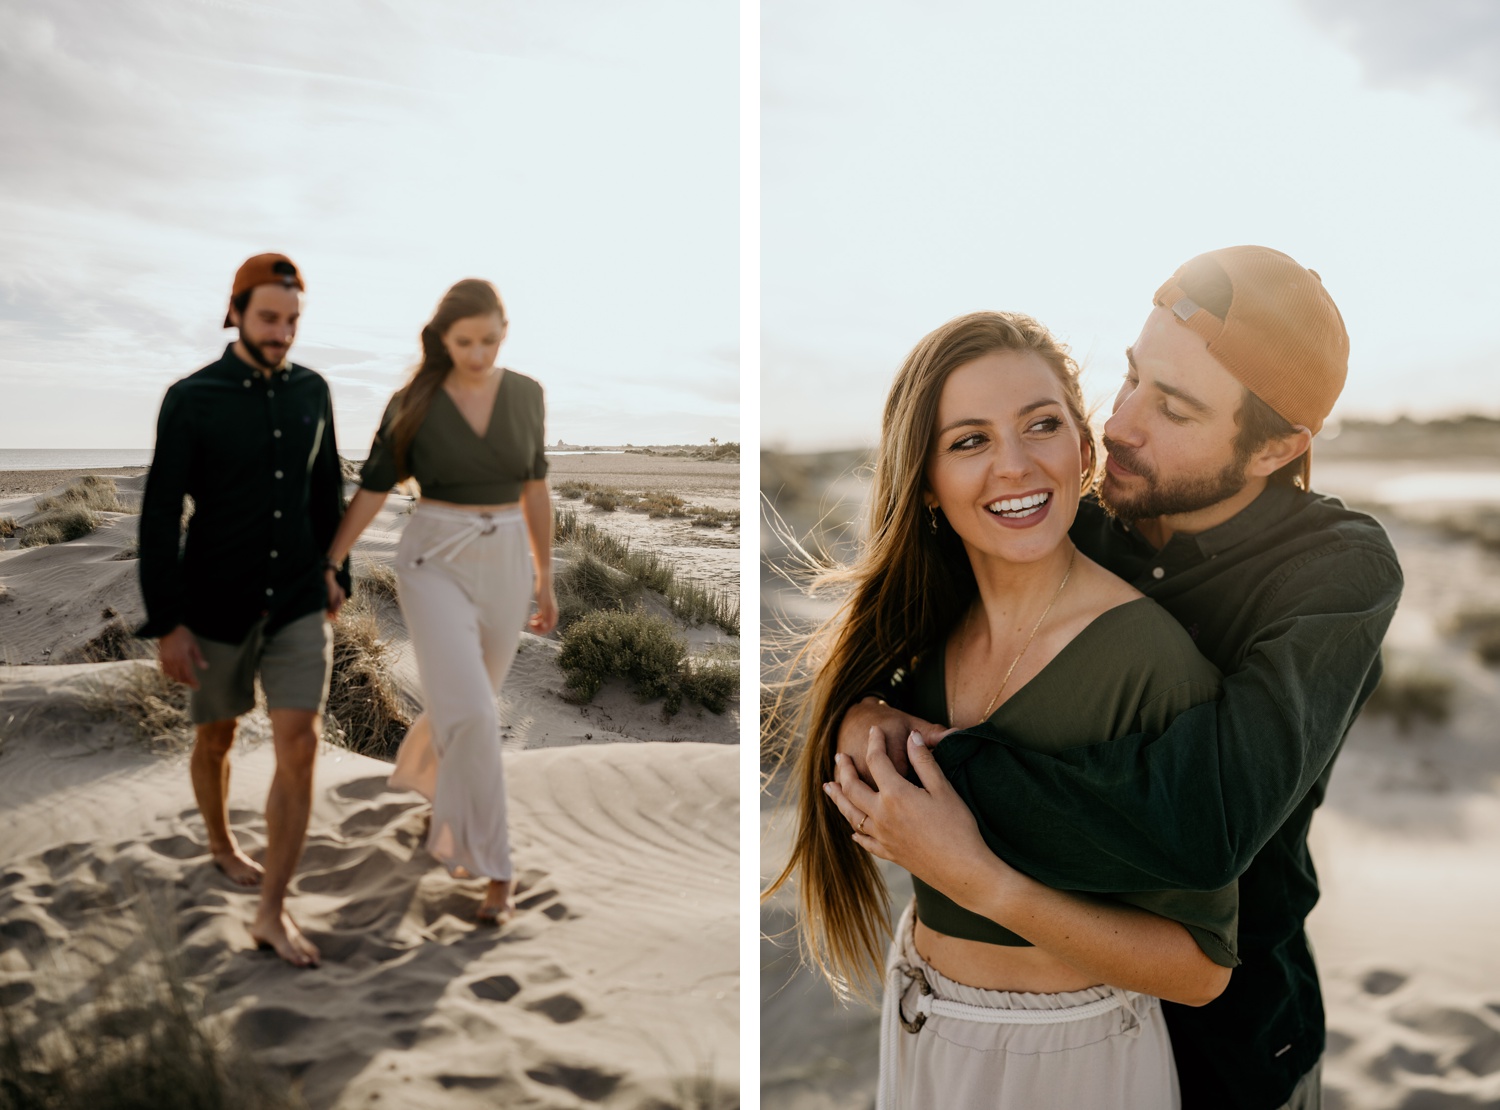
[766,312,1236,1108]
[325,278,557,923]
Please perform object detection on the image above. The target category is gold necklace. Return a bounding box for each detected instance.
[950,547,1077,725]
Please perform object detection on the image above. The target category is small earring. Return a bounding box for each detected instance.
[927,504,939,534]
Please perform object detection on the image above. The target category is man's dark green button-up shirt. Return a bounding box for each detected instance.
[138,345,349,644]
[927,484,1402,1110]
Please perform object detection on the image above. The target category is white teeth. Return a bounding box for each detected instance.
[987,492,1050,516]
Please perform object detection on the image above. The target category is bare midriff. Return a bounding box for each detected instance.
[913,919,1103,993]
[419,498,521,513]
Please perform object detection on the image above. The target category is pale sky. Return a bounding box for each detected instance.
[763,0,1500,450]
[0,0,737,450]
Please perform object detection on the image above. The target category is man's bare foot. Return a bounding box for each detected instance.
[477,879,514,924]
[212,847,264,887]
[249,910,321,967]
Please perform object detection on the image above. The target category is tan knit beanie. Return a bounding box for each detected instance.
[1153,246,1348,436]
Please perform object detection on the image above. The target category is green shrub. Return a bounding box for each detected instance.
[21,506,100,547]
[556,552,636,627]
[559,609,686,710]
[34,475,127,514]
[557,610,738,717]
[681,658,738,714]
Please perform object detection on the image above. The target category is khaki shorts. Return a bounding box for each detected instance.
[188,609,333,725]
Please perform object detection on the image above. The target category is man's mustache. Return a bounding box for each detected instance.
[1102,437,1152,480]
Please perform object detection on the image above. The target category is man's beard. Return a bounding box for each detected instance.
[1097,436,1249,523]
[240,335,288,370]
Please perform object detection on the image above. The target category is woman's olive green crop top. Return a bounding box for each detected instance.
[902,597,1241,968]
[359,370,547,504]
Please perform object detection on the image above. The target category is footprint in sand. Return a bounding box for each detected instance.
[469,973,522,1002]
[338,800,425,839]
[524,1063,621,1103]
[148,835,209,861]
[1362,969,1408,996]
[235,1005,317,1049]
[333,775,394,803]
[525,993,585,1024]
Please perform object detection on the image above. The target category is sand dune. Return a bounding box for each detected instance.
[0,664,736,1109]
[1,459,740,1108]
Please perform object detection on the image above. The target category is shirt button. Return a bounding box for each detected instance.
[268,389,275,398]
[273,429,282,438]
[1151,567,1165,580]
[275,470,284,479]
[273,510,282,519]
[270,550,279,558]
[243,380,251,388]
[265,588,274,597]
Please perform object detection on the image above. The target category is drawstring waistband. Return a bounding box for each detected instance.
[409,503,524,566]
[877,902,1140,1110]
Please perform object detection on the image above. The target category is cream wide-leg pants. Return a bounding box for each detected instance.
[388,502,533,881]
[878,901,1181,1110]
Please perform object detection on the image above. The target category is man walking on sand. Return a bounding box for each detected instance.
[828,246,1403,1109]
[138,253,350,968]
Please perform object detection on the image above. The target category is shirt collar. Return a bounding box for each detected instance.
[219,342,301,383]
[1183,483,1304,559]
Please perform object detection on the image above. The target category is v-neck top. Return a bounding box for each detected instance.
[903,597,1240,967]
[359,369,547,504]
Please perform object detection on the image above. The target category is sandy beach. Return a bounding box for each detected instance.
[761,433,1500,1110]
[0,453,740,1109]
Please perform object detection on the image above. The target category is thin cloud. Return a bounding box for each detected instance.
[1297,0,1500,123]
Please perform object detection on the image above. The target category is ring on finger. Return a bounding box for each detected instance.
[858,813,869,834]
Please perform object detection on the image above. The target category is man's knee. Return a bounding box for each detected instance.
[194,719,237,756]
[270,710,320,776]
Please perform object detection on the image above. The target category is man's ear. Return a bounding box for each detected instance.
[1248,425,1312,478]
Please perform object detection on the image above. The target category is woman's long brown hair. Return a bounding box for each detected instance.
[385,279,508,481]
[762,311,1096,1001]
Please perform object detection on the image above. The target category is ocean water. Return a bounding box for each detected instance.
[0,449,154,470]
[0,448,625,471]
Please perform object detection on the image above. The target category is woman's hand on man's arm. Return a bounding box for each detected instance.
[836,698,946,782]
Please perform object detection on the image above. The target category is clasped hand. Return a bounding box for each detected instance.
[823,726,1000,910]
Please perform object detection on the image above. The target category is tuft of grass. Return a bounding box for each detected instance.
[1364,661,1454,734]
[554,509,738,634]
[556,552,637,628]
[76,664,193,752]
[21,506,100,547]
[354,560,400,605]
[325,592,410,760]
[62,620,154,664]
[0,516,17,538]
[558,609,737,717]
[0,906,303,1110]
[34,475,128,515]
[1450,609,1500,667]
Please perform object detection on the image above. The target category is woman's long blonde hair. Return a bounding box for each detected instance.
[763,311,1096,1000]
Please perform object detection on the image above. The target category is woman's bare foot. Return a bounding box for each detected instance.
[249,909,321,967]
[477,879,514,924]
[212,847,264,887]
